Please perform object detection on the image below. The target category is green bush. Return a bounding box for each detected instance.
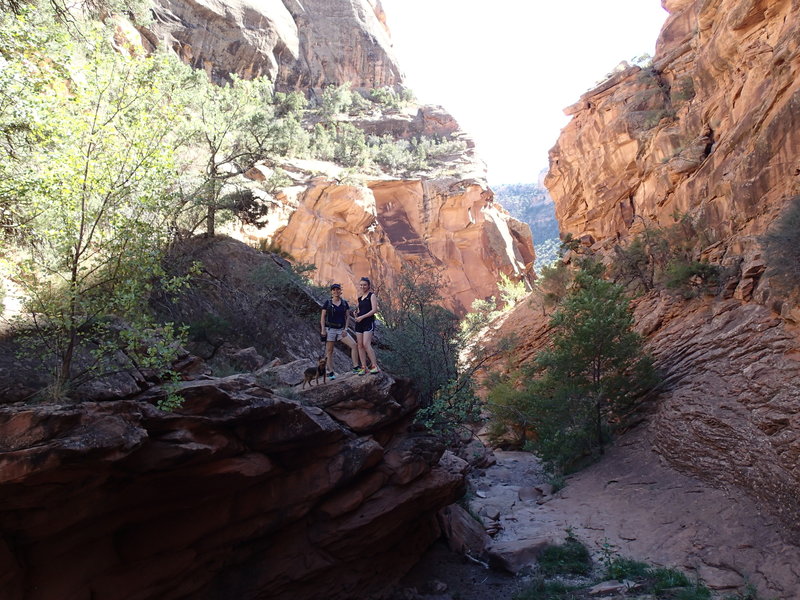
[537,537,592,576]
[763,195,800,292]
[663,259,721,297]
[604,557,650,581]
[517,266,657,472]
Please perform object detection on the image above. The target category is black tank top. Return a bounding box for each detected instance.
[357,292,375,326]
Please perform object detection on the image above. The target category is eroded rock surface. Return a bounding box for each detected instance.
[478,288,800,597]
[0,369,465,600]
[546,0,800,308]
[466,446,800,599]
[143,0,403,89]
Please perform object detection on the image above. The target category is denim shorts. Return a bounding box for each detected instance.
[326,327,346,342]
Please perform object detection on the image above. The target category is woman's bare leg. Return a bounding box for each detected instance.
[342,334,359,368]
[356,332,368,369]
[362,330,378,370]
[325,340,335,373]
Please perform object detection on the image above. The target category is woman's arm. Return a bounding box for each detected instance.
[320,308,327,332]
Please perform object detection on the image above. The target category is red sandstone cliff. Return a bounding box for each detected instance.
[517,0,800,592]
[0,357,465,600]
[546,0,800,314]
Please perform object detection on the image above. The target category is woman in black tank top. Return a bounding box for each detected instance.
[354,277,379,374]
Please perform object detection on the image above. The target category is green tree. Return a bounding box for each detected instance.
[176,74,278,236]
[2,11,194,395]
[491,265,657,472]
[380,263,482,442]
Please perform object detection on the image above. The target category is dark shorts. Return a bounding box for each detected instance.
[355,319,374,334]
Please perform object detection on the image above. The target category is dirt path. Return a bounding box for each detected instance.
[394,430,800,600]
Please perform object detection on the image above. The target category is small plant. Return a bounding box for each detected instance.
[663,259,721,297]
[156,374,184,412]
[537,531,591,576]
[649,566,690,593]
[498,272,528,309]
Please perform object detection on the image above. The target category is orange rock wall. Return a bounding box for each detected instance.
[546,0,800,308]
[144,0,404,90]
[540,0,800,541]
[256,176,534,315]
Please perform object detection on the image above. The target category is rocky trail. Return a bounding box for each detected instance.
[392,429,800,600]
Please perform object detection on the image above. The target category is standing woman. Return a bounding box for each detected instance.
[354,277,380,375]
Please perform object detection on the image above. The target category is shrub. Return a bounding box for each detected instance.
[763,195,800,291]
[380,263,483,443]
[498,272,528,308]
[318,83,353,119]
[537,536,592,576]
[491,265,658,473]
[663,259,721,297]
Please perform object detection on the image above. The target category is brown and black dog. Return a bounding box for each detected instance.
[301,356,327,389]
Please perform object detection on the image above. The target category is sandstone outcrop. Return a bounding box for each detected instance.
[546,0,800,307]
[0,368,466,600]
[539,0,800,550]
[249,175,533,315]
[143,0,403,89]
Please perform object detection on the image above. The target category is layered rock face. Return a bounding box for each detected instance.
[535,0,800,581]
[546,0,800,307]
[0,370,465,600]
[478,293,800,597]
[244,175,533,315]
[143,0,403,89]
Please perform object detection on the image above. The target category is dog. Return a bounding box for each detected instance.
[301,356,327,389]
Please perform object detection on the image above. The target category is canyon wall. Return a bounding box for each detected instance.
[541,0,800,557]
[546,0,799,311]
[0,368,465,600]
[142,0,403,90]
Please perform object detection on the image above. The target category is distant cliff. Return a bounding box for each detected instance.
[541,0,800,549]
[143,0,403,90]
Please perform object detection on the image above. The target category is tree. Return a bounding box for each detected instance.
[491,264,657,472]
[380,262,482,443]
[176,74,280,236]
[2,12,196,395]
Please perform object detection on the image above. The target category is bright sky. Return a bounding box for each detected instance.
[379,0,669,185]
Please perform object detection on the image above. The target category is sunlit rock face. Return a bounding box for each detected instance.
[236,170,534,315]
[143,0,403,89]
[532,0,800,567]
[0,371,466,600]
[546,0,800,306]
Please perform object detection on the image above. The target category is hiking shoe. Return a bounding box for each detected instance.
[355,368,366,376]
[327,372,336,380]
[368,367,380,374]
[352,366,361,373]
